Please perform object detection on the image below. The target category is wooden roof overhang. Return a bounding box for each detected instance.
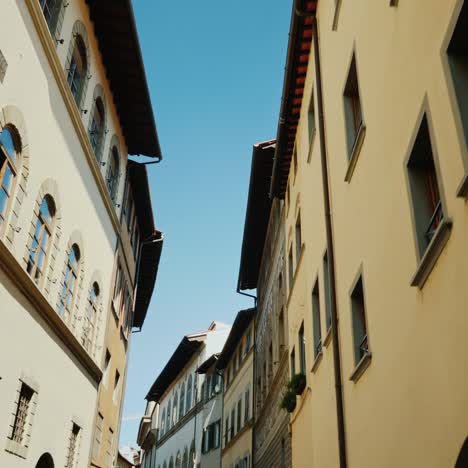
[270,0,317,198]
[237,141,275,291]
[85,0,162,159]
[127,161,163,328]
[146,335,206,401]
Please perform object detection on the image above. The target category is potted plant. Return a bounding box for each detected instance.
[280,389,297,413]
[290,373,306,395]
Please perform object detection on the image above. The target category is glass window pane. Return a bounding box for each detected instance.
[2,166,13,192]
[0,128,17,161]
[0,189,8,217]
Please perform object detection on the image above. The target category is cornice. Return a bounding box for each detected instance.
[0,240,102,383]
[25,0,121,235]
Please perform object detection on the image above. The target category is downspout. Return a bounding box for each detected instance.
[312,14,348,468]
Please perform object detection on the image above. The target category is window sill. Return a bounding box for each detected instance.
[344,124,366,182]
[410,218,453,288]
[323,327,332,348]
[5,439,28,459]
[349,352,372,383]
[311,350,323,373]
[307,129,317,164]
[332,0,342,31]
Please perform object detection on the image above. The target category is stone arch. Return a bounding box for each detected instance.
[65,20,91,110]
[88,84,108,162]
[455,438,468,468]
[36,452,54,468]
[57,230,85,333]
[0,105,30,247]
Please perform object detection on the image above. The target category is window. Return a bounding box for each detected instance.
[244,386,250,422]
[160,408,166,437]
[27,195,56,284]
[281,439,286,468]
[67,35,87,106]
[57,244,81,320]
[65,423,81,468]
[293,147,298,178]
[343,55,363,159]
[166,398,171,429]
[226,366,231,386]
[0,127,20,227]
[351,276,369,364]
[180,383,185,419]
[202,420,221,453]
[233,353,238,375]
[323,252,332,332]
[173,392,178,424]
[9,382,34,445]
[230,407,235,439]
[288,246,294,291]
[447,4,468,147]
[237,399,242,433]
[295,214,302,262]
[112,262,123,312]
[105,428,114,467]
[245,328,252,353]
[82,282,99,352]
[278,309,285,350]
[107,147,120,201]
[89,97,105,160]
[290,347,296,378]
[268,342,273,379]
[93,413,103,460]
[224,415,229,445]
[113,370,120,403]
[102,350,111,387]
[182,449,189,468]
[186,375,192,412]
[308,90,316,160]
[298,322,306,374]
[312,280,322,358]
[39,0,61,35]
[407,115,444,256]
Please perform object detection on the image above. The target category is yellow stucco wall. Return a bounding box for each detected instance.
[284,0,468,467]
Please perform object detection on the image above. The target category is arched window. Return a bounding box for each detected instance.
[0,126,20,227]
[182,449,188,468]
[27,195,56,284]
[169,457,174,468]
[57,243,81,320]
[67,35,87,106]
[166,398,171,430]
[89,97,105,161]
[176,451,181,468]
[173,391,178,425]
[35,452,55,468]
[39,0,62,35]
[106,147,120,201]
[179,382,185,419]
[82,282,99,353]
[189,442,195,468]
[161,407,167,437]
[163,462,167,468]
[186,375,192,412]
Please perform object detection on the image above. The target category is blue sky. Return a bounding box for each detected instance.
[120,0,291,447]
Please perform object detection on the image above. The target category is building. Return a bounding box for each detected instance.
[265,0,468,467]
[139,322,230,468]
[0,1,161,467]
[216,308,255,468]
[237,141,292,468]
[117,448,141,468]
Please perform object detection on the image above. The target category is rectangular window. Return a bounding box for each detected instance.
[230,407,235,439]
[224,415,229,445]
[290,347,296,378]
[323,252,332,332]
[298,322,306,374]
[295,214,302,262]
[244,387,250,423]
[344,55,363,158]
[407,115,444,256]
[112,263,123,313]
[245,327,252,353]
[93,413,103,459]
[308,91,316,150]
[278,309,285,350]
[312,280,322,358]
[447,4,468,147]
[268,342,273,379]
[351,276,369,364]
[237,399,242,433]
[103,350,111,386]
[288,246,294,292]
[10,382,34,444]
[65,423,81,468]
[293,147,298,178]
[105,428,114,467]
[113,370,120,403]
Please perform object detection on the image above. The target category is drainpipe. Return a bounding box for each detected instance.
[312,14,348,468]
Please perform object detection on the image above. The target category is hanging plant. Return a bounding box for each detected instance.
[280,389,297,413]
[289,373,306,395]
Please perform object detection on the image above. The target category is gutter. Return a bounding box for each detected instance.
[312,14,348,468]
